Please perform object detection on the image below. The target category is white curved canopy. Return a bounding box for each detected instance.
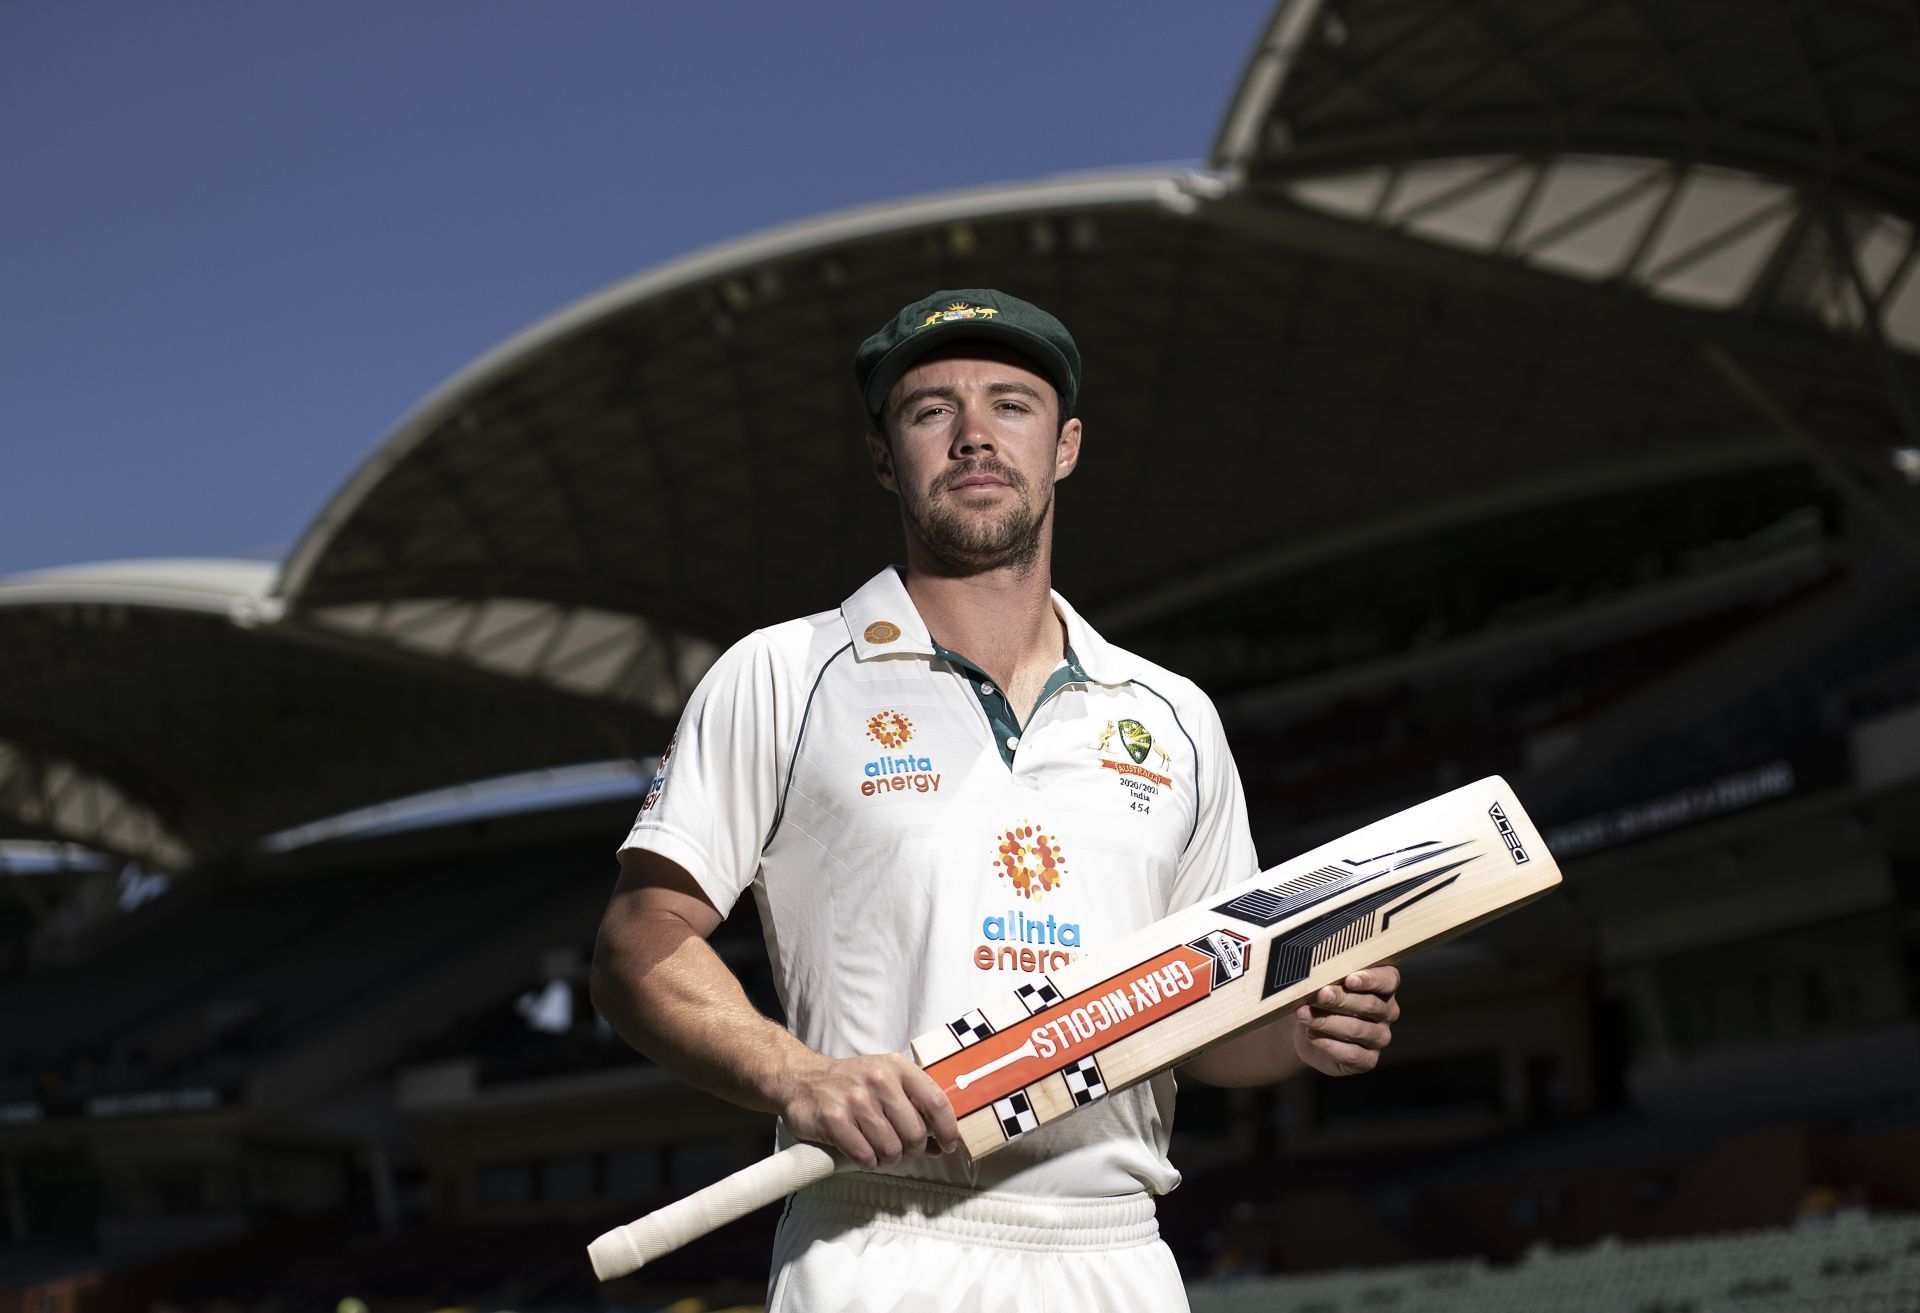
[0,560,647,869]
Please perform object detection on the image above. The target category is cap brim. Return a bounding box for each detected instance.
[863,321,1075,423]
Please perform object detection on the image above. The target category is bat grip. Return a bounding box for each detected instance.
[587,1142,842,1281]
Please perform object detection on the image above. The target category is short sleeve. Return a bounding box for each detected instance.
[1166,690,1260,912]
[618,629,788,917]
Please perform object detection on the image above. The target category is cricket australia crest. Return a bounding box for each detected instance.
[1090,717,1174,813]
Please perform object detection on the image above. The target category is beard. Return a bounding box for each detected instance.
[901,457,1051,576]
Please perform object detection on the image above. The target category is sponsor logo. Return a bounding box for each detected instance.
[992,822,1065,899]
[639,734,674,813]
[973,907,1082,974]
[919,301,1000,329]
[859,711,940,797]
[1090,718,1173,812]
[866,709,914,748]
[861,753,941,796]
[975,823,1078,972]
[1488,801,1530,864]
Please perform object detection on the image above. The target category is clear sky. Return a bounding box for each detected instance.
[0,2,1269,578]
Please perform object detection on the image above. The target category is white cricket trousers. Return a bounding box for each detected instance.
[766,1172,1190,1313]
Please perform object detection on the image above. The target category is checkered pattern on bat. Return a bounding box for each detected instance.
[992,1090,1039,1139]
[1061,1056,1107,1106]
[947,1009,995,1047]
[1014,980,1063,1015]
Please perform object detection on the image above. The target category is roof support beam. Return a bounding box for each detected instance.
[0,740,194,871]
[1187,187,1881,366]
[1823,205,1920,450]
[260,611,665,753]
[1703,343,1920,572]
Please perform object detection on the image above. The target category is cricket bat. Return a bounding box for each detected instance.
[588,775,1559,1280]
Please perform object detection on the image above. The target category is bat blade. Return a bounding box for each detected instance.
[588,775,1560,1279]
[909,776,1560,1158]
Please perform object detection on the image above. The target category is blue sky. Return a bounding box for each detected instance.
[1,2,1268,577]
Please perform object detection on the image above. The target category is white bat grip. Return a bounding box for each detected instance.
[587,1142,842,1281]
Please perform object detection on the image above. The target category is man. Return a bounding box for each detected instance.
[591,289,1401,1311]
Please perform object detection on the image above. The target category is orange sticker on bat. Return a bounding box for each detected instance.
[928,941,1227,1117]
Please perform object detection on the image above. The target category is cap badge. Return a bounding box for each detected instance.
[919,302,999,329]
[864,621,902,644]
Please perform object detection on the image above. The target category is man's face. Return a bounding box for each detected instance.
[868,344,1082,575]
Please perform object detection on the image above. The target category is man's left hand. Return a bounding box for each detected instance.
[1292,965,1400,1076]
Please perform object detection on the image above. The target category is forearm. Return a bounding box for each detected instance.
[590,908,819,1115]
[1181,1013,1308,1087]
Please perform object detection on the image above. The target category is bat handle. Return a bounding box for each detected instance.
[587,1142,843,1281]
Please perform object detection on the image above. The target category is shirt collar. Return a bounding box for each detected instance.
[1049,588,1142,685]
[840,565,1142,683]
[842,566,937,660]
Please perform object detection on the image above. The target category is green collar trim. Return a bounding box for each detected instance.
[932,642,1087,769]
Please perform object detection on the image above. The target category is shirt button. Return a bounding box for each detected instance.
[1006,735,1020,751]
[980,684,995,696]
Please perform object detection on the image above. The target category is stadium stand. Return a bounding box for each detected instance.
[1188,1210,1920,1313]
[1,834,616,1114]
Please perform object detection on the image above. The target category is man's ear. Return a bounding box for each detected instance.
[1054,417,1083,483]
[866,430,898,493]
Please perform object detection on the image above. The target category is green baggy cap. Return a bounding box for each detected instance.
[853,289,1081,427]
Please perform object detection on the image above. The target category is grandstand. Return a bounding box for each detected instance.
[4,1,1918,1309]
[1190,1210,1920,1312]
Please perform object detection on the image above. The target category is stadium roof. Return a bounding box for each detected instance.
[1213,0,1920,417]
[0,560,646,870]
[6,0,1917,870]
[1220,0,1920,213]
[265,142,1911,669]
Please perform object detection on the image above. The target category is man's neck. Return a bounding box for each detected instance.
[901,562,1064,707]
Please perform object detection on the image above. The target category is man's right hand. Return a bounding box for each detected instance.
[595,851,961,1170]
[778,1052,961,1170]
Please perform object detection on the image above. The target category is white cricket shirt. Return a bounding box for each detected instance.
[620,566,1258,1197]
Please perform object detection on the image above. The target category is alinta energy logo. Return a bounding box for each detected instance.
[867,710,913,749]
[860,709,940,798]
[975,821,1083,974]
